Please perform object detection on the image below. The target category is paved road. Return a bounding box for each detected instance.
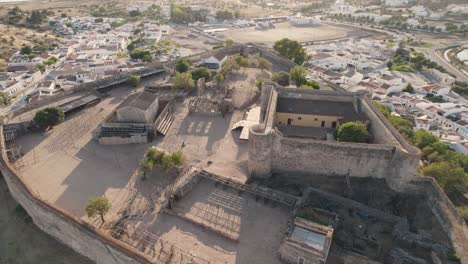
[425,40,468,82]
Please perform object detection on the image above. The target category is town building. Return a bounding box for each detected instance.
[202,50,230,72]
[115,90,159,123]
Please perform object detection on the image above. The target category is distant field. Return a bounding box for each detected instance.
[222,22,354,46]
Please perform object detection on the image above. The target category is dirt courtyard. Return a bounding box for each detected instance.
[11,83,249,221]
[222,22,353,46]
[147,178,291,264]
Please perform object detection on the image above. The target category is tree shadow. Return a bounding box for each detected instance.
[53,139,149,217]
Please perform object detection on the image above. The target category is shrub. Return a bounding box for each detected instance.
[174,72,194,90]
[391,64,414,72]
[127,74,140,87]
[290,66,307,86]
[175,57,191,73]
[190,67,211,81]
[256,78,266,90]
[271,71,290,86]
[337,121,368,143]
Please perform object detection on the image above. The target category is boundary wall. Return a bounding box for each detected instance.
[0,125,152,264]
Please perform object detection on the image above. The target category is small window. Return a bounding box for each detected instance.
[298,117,302,120]
[314,118,318,121]
[321,121,325,127]
[298,257,305,264]
[332,121,337,128]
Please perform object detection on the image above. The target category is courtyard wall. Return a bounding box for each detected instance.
[249,86,420,189]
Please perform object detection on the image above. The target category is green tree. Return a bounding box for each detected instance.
[235,56,249,68]
[224,39,234,47]
[374,102,391,117]
[386,61,393,69]
[271,71,290,86]
[175,57,191,73]
[423,162,467,194]
[258,58,272,72]
[337,121,368,143]
[403,83,414,93]
[20,46,32,55]
[301,80,320,89]
[140,159,154,180]
[34,63,45,71]
[171,151,184,167]
[190,67,211,81]
[216,10,234,20]
[33,107,65,130]
[256,78,266,90]
[220,58,240,76]
[411,129,438,149]
[44,56,58,66]
[0,92,12,105]
[388,115,414,138]
[129,10,141,17]
[142,54,153,62]
[174,72,194,90]
[85,197,110,223]
[161,153,174,171]
[127,74,141,87]
[273,38,308,65]
[130,49,150,60]
[146,147,164,165]
[290,66,307,86]
[214,73,224,87]
[27,10,45,25]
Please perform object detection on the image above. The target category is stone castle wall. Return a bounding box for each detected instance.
[269,132,417,189]
[0,125,150,264]
[248,86,420,189]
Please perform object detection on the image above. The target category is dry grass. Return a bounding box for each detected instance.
[0,24,61,68]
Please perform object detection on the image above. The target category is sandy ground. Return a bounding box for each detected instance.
[155,102,248,182]
[166,27,220,57]
[0,176,93,264]
[222,22,352,46]
[148,178,291,264]
[12,84,149,221]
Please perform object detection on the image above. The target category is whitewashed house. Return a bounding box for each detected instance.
[37,80,56,95]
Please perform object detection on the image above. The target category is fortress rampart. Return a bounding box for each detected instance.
[249,82,420,190]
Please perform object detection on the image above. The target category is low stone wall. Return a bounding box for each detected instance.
[98,135,148,145]
[172,174,202,199]
[0,125,152,264]
[250,46,297,72]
